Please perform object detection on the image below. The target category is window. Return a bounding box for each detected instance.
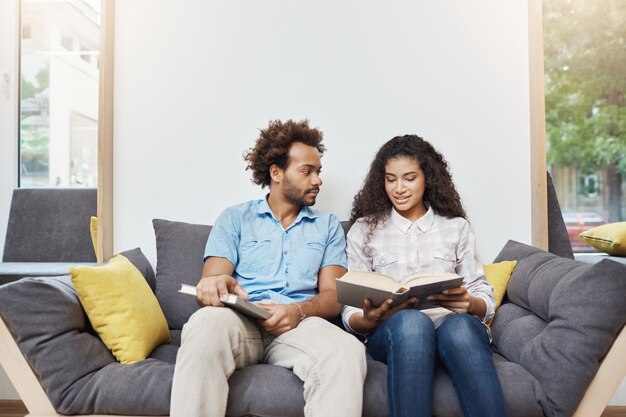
[21,24,31,40]
[543,0,626,252]
[60,34,73,50]
[19,0,101,188]
[69,112,97,187]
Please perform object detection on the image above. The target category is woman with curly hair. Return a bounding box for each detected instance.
[342,135,508,417]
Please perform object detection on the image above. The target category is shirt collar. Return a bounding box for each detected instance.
[256,195,318,223]
[389,205,435,234]
[257,196,273,216]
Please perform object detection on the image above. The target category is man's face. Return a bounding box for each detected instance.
[280,142,323,207]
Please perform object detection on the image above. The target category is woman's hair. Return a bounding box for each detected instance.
[244,119,325,188]
[350,134,466,231]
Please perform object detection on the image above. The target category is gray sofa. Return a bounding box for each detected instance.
[0,217,625,417]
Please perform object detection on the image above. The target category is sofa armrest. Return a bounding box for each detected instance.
[573,324,626,417]
[0,317,57,416]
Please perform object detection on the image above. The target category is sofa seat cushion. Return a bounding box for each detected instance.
[492,240,626,417]
[71,359,174,415]
[0,272,390,416]
[227,358,387,417]
[149,329,181,364]
[432,353,547,417]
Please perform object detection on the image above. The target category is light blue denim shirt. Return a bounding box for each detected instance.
[204,197,347,304]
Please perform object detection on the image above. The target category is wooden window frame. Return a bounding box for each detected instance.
[529,0,548,250]
[97,0,115,263]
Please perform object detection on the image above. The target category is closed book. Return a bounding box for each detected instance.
[179,284,272,320]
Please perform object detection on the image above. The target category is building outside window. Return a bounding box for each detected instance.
[19,0,101,188]
[543,0,626,252]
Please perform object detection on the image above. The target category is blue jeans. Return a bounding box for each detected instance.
[366,310,508,417]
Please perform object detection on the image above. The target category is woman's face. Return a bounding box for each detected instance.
[384,156,427,221]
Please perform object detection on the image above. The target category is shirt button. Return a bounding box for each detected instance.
[286,282,290,288]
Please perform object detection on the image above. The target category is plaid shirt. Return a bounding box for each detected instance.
[341,207,495,334]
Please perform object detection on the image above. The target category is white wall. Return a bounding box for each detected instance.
[114,0,532,265]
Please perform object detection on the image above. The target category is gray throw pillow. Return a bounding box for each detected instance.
[491,240,626,417]
[153,218,211,329]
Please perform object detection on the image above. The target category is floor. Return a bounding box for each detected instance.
[604,408,626,417]
[0,401,26,417]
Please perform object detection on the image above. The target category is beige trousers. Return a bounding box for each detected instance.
[170,306,367,417]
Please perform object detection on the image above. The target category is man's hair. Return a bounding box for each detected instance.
[244,119,326,188]
[350,134,466,231]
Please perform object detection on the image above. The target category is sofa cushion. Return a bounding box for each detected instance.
[0,275,173,415]
[1,272,444,417]
[224,359,388,417]
[432,353,547,417]
[491,240,626,417]
[122,246,157,291]
[149,329,181,364]
[153,218,210,329]
[546,171,574,259]
[2,188,97,262]
[70,254,170,364]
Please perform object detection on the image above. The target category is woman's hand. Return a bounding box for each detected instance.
[427,287,485,317]
[349,297,417,334]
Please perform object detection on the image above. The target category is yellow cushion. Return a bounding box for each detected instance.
[579,222,626,256]
[90,216,98,259]
[71,255,170,364]
[484,260,518,310]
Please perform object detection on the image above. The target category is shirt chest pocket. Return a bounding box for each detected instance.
[431,248,457,273]
[296,241,326,277]
[238,237,273,276]
[373,253,399,270]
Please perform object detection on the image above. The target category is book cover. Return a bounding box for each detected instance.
[336,271,463,309]
[179,284,272,320]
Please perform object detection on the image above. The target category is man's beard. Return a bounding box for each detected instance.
[283,176,319,207]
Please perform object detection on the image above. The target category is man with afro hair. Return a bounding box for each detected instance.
[171,119,366,417]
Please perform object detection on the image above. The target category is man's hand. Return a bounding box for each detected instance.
[349,297,417,334]
[257,303,301,336]
[195,274,248,307]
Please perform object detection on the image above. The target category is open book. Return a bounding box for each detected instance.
[336,271,463,309]
[179,284,272,320]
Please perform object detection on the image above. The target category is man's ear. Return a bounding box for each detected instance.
[269,164,282,184]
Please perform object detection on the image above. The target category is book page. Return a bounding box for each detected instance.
[339,270,402,292]
[400,272,461,288]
